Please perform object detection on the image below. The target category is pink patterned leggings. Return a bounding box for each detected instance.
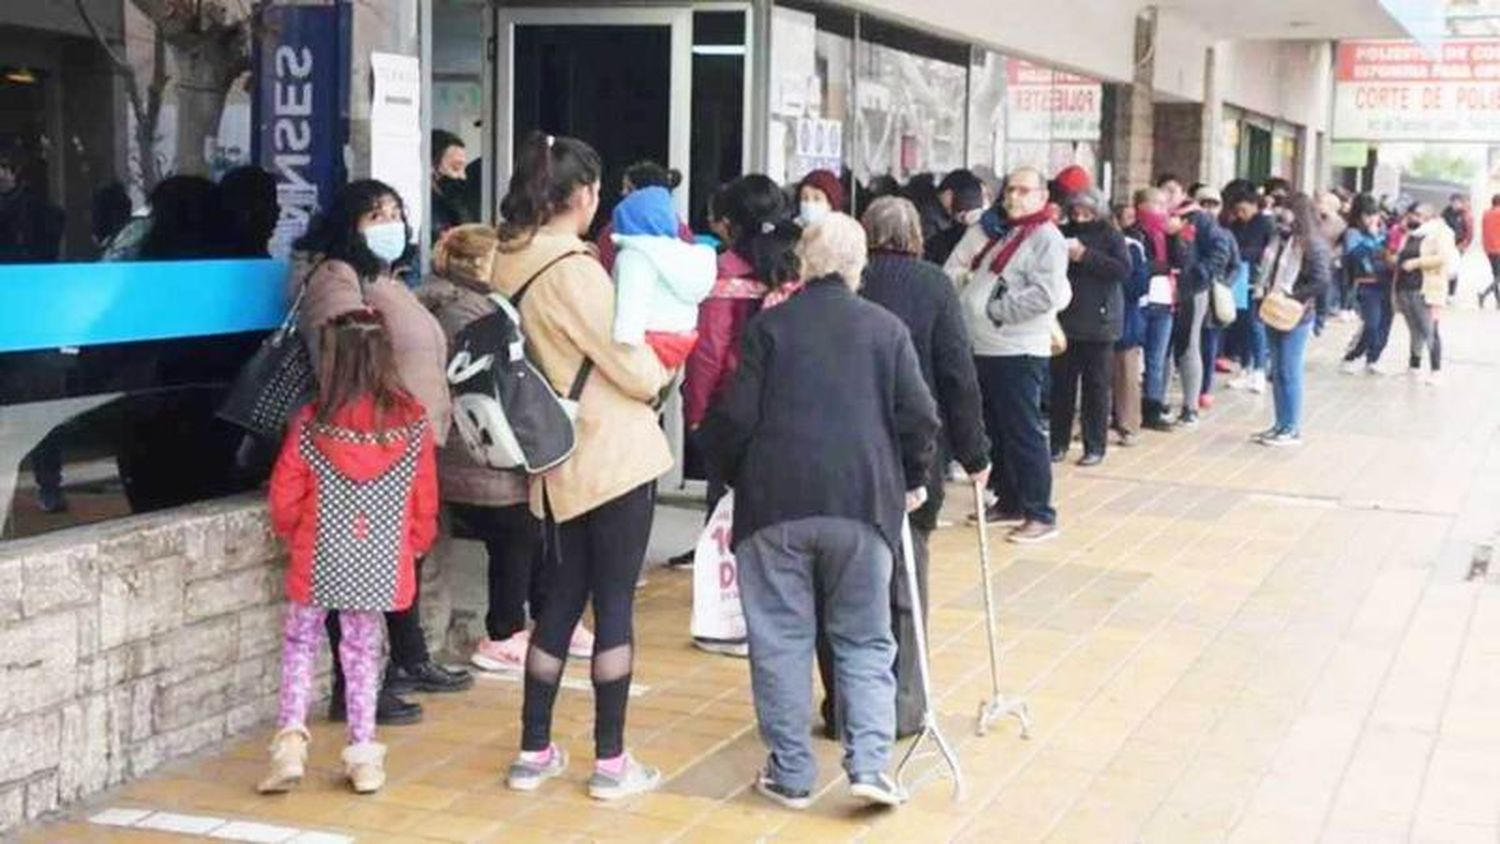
[277,602,383,744]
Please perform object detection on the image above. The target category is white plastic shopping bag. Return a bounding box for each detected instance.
[689,491,746,650]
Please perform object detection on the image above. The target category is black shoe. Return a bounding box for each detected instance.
[386,661,474,695]
[1143,417,1174,433]
[1175,412,1199,429]
[966,503,1026,526]
[664,549,695,570]
[1050,449,1067,464]
[329,686,423,726]
[1077,453,1104,468]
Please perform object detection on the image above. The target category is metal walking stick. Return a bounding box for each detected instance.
[894,515,965,802]
[972,480,1032,739]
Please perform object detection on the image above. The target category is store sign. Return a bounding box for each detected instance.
[253,2,350,259]
[1333,39,1500,142]
[1004,60,1101,142]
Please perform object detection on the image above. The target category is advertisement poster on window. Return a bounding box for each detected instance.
[1004,60,1102,142]
[370,52,425,240]
[253,2,351,259]
[1334,39,1500,142]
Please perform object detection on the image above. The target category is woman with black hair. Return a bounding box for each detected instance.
[1255,193,1331,447]
[137,175,230,260]
[430,129,473,243]
[488,133,676,801]
[292,179,472,726]
[669,175,800,575]
[594,159,692,272]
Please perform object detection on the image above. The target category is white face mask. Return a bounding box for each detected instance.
[363,220,407,264]
[800,201,830,226]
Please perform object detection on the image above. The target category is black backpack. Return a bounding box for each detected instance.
[445,252,591,474]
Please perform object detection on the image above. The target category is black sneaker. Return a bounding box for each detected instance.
[1050,449,1067,464]
[1175,412,1200,430]
[386,661,474,695]
[330,686,423,726]
[664,549,695,570]
[1076,453,1104,468]
[755,769,812,810]
[848,772,904,807]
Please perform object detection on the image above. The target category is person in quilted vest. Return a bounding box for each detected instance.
[259,310,439,796]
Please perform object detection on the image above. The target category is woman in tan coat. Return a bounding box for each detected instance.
[493,134,675,801]
[291,180,472,727]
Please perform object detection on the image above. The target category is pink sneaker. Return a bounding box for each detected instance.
[471,630,529,673]
[569,625,595,660]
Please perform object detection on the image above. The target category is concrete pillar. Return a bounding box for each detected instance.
[1108,8,1158,201]
[1200,44,1225,188]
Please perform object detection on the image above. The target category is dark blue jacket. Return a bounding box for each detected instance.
[1117,235,1150,349]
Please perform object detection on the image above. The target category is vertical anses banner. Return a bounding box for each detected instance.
[253,2,352,259]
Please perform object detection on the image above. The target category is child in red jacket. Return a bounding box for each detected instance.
[258,309,438,796]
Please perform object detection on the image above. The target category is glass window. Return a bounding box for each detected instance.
[0,3,345,541]
[432,0,486,226]
[969,48,1102,180]
[853,19,967,186]
[689,10,748,230]
[769,3,853,187]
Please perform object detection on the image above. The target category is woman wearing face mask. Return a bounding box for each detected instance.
[1395,202,1458,384]
[293,179,470,727]
[1253,193,1331,447]
[489,133,675,801]
[798,169,845,226]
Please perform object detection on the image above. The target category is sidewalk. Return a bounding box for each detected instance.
[20,307,1500,844]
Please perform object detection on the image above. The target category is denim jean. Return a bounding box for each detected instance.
[1236,303,1269,372]
[1142,306,1174,404]
[1267,319,1313,434]
[738,517,896,791]
[1344,282,1393,365]
[975,355,1056,525]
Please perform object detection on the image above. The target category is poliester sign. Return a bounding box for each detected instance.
[1005,60,1102,142]
[1334,39,1500,142]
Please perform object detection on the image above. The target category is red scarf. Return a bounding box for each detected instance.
[1136,208,1169,265]
[971,208,1052,276]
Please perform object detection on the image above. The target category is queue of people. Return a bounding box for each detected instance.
[248,136,1470,809]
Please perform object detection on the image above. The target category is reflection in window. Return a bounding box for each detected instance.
[968,48,1102,180]
[769,4,853,186]
[853,37,966,184]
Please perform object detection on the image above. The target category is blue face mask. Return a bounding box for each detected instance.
[363,221,407,264]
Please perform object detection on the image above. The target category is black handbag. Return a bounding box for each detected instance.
[217,275,316,440]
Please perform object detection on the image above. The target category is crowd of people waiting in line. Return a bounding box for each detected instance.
[14,128,1461,808]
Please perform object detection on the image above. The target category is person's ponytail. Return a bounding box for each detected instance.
[498,132,602,243]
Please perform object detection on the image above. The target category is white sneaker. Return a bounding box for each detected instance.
[1259,430,1303,448]
[1339,360,1361,375]
[1364,363,1383,377]
[693,638,749,658]
[587,753,661,801]
[507,745,568,792]
[1249,371,1267,394]
[1228,373,1251,391]
[1424,371,1443,386]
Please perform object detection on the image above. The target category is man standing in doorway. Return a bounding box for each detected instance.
[1480,194,1500,309]
[945,166,1070,544]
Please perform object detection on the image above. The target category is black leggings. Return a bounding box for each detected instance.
[522,483,655,758]
[449,502,547,641]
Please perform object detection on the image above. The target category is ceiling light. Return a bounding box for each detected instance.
[4,68,37,84]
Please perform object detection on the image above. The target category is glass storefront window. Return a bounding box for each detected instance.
[768,3,853,186]
[0,3,344,541]
[852,21,967,185]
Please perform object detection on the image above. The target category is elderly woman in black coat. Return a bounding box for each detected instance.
[1052,187,1131,467]
[700,212,939,810]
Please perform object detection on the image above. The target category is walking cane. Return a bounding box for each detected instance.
[893,515,965,802]
[973,479,1033,739]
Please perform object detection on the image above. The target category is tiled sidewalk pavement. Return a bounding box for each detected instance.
[21,309,1500,843]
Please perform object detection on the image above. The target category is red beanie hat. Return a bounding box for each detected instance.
[1054,164,1092,197]
[799,169,846,213]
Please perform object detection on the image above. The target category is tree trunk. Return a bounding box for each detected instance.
[167,34,240,176]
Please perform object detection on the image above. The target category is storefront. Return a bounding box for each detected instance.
[1221,105,1305,186]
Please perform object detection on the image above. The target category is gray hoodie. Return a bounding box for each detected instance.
[944,222,1071,358]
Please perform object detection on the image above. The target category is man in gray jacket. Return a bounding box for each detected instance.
[944,166,1071,544]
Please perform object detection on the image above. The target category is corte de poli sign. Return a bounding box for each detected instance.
[1334,39,1500,142]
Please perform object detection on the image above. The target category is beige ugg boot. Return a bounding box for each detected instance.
[342,742,387,794]
[256,726,310,794]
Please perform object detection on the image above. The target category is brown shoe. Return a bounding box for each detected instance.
[257,726,309,794]
[1006,520,1059,545]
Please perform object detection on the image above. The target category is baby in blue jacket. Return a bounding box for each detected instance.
[610,186,716,367]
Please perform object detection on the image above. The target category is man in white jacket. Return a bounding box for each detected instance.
[944,166,1071,544]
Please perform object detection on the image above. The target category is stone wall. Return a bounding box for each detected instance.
[1152,102,1208,188]
[0,497,307,835]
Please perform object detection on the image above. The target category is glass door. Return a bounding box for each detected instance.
[493,6,693,222]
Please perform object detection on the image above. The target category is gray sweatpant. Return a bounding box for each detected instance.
[736,517,897,791]
[1173,289,1208,413]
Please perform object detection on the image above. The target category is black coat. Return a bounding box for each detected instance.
[700,276,940,552]
[1057,220,1130,343]
[860,253,989,529]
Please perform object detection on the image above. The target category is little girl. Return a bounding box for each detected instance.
[258,309,438,795]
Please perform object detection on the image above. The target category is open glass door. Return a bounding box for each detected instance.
[493,7,693,222]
